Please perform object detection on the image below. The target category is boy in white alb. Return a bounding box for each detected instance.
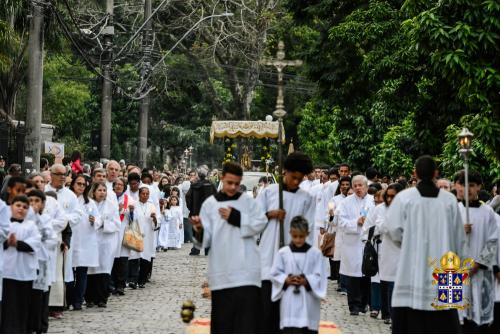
[191,162,267,334]
[257,152,316,334]
[1,195,41,333]
[271,216,327,334]
[456,171,498,332]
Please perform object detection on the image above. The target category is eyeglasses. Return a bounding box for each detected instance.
[52,172,66,177]
[75,182,86,187]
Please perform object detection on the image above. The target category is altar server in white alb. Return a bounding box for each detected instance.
[337,174,374,315]
[45,164,80,313]
[271,216,327,334]
[257,152,315,334]
[136,185,158,288]
[87,182,121,308]
[191,162,267,334]
[27,189,58,334]
[69,175,100,311]
[1,195,41,334]
[490,215,500,333]
[0,198,11,300]
[384,156,465,334]
[456,171,498,332]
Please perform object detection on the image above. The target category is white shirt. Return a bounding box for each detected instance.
[270,245,327,331]
[257,184,316,280]
[3,220,42,281]
[337,193,375,277]
[72,197,101,268]
[136,201,157,261]
[88,199,120,274]
[199,193,267,290]
[385,188,465,310]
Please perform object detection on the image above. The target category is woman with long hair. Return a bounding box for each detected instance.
[364,182,404,324]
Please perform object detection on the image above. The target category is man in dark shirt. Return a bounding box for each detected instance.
[186,165,217,255]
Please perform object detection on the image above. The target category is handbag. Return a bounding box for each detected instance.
[123,219,144,252]
[321,232,336,257]
[361,226,379,277]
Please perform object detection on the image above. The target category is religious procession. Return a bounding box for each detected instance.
[1,1,499,334]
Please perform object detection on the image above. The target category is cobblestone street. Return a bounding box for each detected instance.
[49,244,391,334]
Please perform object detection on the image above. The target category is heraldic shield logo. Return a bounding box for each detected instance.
[429,251,474,310]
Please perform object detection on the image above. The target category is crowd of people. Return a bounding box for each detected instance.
[0,151,499,334]
[0,153,217,334]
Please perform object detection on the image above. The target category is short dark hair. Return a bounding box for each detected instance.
[328,168,340,177]
[27,189,46,202]
[339,176,351,184]
[222,162,243,177]
[458,171,482,185]
[290,216,309,233]
[128,172,141,183]
[7,176,27,189]
[365,167,378,180]
[11,194,29,206]
[141,173,153,182]
[415,155,436,181]
[339,163,350,170]
[284,152,313,175]
[453,170,465,183]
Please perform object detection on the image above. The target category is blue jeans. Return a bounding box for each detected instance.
[371,282,381,312]
[73,267,88,307]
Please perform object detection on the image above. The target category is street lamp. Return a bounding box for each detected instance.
[458,127,473,238]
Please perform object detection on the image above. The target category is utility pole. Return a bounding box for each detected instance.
[100,0,114,161]
[24,0,46,172]
[137,0,152,168]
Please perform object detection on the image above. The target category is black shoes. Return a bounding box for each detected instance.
[98,302,107,308]
[128,282,137,289]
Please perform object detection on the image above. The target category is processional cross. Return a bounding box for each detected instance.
[261,41,303,247]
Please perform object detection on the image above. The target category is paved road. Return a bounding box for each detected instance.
[49,244,391,334]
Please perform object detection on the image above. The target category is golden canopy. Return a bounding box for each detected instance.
[209,120,285,143]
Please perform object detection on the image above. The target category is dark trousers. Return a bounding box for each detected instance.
[73,267,88,307]
[329,259,340,280]
[370,282,381,312]
[183,218,192,242]
[128,259,140,283]
[487,302,500,334]
[392,307,462,334]
[148,258,154,280]
[85,273,111,305]
[211,286,261,334]
[260,280,280,334]
[339,274,348,292]
[111,257,129,290]
[138,259,152,285]
[380,280,394,320]
[462,319,490,334]
[29,289,50,333]
[346,275,370,313]
[1,278,33,334]
[283,328,318,334]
